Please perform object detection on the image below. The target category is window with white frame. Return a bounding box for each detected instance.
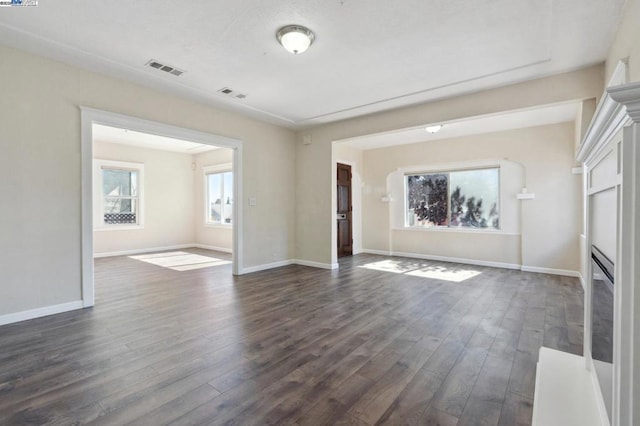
[94,159,144,229]
[406,167,500,229]
[204,164,233,225]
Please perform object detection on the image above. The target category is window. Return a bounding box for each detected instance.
[102,168,139,224]
[406,167,499,229]
[93,159,144,229]
[205,164,233,225]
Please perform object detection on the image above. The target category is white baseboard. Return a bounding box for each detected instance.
[94,244,194,258]
[361,249,392,256]
[240,259,295,274]
[361,249,581,278]
[521,265,581,278]
[240,258,338,275]
[0,300,84,326]
[294,259,339,270]
[387,250,521,271]
[193,244,232,254]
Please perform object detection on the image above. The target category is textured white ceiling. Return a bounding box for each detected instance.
[0,0,624,128]
[93,124,218,154]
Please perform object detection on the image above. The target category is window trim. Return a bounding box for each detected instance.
[93,159,145,231]
[404,165,501,231]
[203,163,233,228]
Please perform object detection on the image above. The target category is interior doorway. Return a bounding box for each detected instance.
[91,122,234,264]
[337,163,353,257]
[80,107,244,308]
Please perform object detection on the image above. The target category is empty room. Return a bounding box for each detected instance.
[1,1,639,425]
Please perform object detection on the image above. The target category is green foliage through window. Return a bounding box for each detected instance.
[406,168,499,229]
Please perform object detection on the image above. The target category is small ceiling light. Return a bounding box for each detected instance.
[425,125,443,134]
[276,25,315,54]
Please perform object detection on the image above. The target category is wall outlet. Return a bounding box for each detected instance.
[248,197,257,206]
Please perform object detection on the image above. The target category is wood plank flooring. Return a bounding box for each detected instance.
[0,249,584,425]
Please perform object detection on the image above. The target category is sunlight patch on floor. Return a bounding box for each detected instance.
[359,260,481,283]
[406,266,481,283]
[129,251,231,271]
[357,259,419,274]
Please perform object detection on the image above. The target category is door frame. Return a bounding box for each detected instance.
[80,107,244,308]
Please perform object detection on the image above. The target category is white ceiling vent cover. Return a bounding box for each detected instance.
[146,59,185,76]
[218,87,248,100]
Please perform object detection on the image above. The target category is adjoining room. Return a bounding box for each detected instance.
[92,123,233,264]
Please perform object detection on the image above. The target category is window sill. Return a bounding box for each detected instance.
[394,227,518,236]
[204,223,233,229]
[94,225,144,232]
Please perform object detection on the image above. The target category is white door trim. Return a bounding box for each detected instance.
[80,107,244,307]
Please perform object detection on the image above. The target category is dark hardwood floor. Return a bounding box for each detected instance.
[0,249,584,425]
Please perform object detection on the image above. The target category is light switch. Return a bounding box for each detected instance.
[249,197,257,206]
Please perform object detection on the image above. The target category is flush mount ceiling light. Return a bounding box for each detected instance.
[425,125,443,134]
[276,25,315,54]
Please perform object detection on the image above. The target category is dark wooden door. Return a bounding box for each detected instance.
[337,163,353,257]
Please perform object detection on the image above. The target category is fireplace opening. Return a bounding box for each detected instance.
[591,244,614,419]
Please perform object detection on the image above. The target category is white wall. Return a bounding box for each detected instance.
[92,141,195,255]
[361,123,581,272]
[0,43,295,317]
[194,148,234,252]
[606,0,640,83]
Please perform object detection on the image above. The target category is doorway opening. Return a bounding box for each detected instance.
[81,108,244,308]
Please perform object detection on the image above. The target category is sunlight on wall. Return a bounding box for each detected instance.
[358,259,481,283]
[129,251,231,271]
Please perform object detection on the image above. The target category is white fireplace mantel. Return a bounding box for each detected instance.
[534,74,640,426]
[577,81,640,163]
[580,79,640,426]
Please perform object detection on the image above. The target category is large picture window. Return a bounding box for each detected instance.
[406,167,499,229]
[205,164,233,225]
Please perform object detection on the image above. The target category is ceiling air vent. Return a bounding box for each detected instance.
[146,59,185,77]
[218,87,248,100]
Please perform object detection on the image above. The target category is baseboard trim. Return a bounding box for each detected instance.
[94,244,195,258]
[294,259,339,270]
[388,250,521,271]
[0,300,84,326]
[361,249,392,256]
[193,244,232,254]
[521,266,581,278]
[240,260,295,274]
[579,273,586,291]
[361,249,581,278]
[239,259,338,275]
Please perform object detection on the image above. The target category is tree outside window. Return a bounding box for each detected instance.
[406,168,499,229]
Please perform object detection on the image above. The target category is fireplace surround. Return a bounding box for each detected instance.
[575,60,640,425]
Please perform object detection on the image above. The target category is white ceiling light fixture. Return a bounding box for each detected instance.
[425,125,443,134]
[276,25,315,54]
